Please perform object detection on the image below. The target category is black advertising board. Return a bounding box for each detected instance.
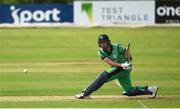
[156,0,180,23]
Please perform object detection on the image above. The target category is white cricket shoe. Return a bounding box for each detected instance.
[75,93,90,99]
[148,86,158,98]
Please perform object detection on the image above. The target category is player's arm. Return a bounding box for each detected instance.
[102,57,132,70]
[102,57,123,68]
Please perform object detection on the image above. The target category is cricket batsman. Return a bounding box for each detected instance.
[75,34,158,99]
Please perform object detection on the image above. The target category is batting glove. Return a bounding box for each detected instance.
[121,62,132,70]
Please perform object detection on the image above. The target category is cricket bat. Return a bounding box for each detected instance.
[126,42,132,62]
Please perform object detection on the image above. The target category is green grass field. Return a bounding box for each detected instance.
[0,27,180,108]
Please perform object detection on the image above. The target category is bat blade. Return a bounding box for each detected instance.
[126,42,131,62]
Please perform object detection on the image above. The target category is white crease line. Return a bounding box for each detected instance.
[137,100,148,109]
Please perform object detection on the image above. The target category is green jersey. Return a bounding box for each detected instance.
[98,44,128,65]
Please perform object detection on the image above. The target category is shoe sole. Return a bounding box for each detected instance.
[150,87,158,99]
[75,95,90,99]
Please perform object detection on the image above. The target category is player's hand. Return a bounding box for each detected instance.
[121,62,132,70]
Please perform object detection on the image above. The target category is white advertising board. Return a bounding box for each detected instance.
[74,1,155,25]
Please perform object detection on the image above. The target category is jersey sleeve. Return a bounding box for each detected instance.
[117,44,126,54]
[98,50,107,60]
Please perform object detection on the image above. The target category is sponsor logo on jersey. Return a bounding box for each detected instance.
[113,54,117,59]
